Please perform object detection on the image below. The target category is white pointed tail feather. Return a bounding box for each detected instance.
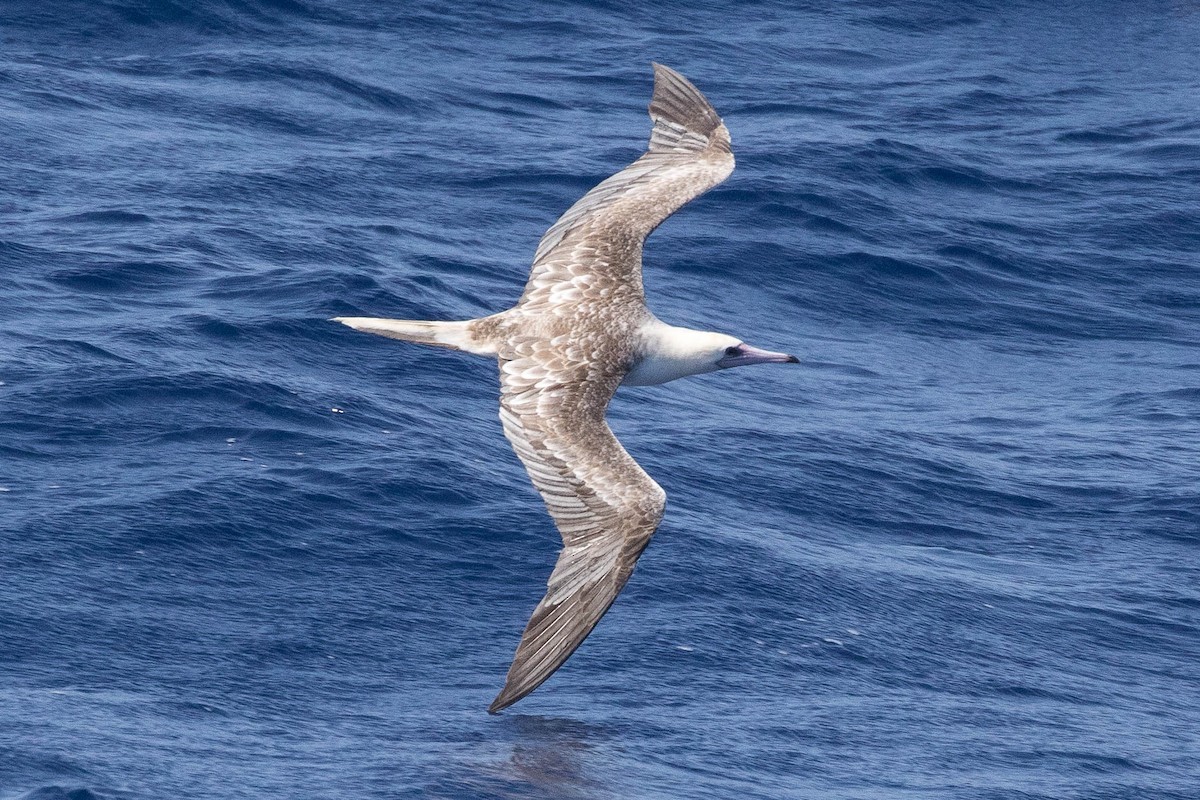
[331,317,496,355]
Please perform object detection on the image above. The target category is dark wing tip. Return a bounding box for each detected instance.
[488,687,518,714]
[647,63,729,154]
[485,547,652,713]
[487,649,549,714]
[485,591,608,714]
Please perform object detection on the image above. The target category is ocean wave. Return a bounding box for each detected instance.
[4,2,1199,799]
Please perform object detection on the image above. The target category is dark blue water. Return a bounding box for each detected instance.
[3,2,1199,798]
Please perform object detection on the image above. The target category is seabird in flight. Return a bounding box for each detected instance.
[334,63,797,713]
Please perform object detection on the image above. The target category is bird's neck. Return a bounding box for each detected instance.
[622,321,723,386]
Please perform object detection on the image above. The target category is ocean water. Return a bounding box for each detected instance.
[2,1,1199,798]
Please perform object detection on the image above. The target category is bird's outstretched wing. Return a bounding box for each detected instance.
[518,63,735,311]
[489,342,666,713]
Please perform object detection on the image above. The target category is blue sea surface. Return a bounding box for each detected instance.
[3,1,1199,798]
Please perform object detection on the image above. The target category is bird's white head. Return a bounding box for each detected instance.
[623,325,799,386]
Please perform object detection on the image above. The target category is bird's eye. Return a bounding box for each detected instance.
[724,346,740,356]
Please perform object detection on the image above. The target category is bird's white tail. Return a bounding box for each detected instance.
[332,316,496,355]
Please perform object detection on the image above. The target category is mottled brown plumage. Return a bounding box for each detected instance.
[334,63,796,713]
[480,64,733,712]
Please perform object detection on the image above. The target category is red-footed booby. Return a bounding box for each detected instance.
[334,64,797,713]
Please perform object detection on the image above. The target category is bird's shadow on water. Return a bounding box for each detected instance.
[427,714,620,800]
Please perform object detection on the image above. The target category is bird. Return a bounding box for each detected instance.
[333,63,797,713]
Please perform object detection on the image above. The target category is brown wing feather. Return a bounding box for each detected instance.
[518,63,735,311]
[488,346,666,713]
[486,63,729,712]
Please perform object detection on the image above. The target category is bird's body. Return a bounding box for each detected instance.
[334,64,796,713]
